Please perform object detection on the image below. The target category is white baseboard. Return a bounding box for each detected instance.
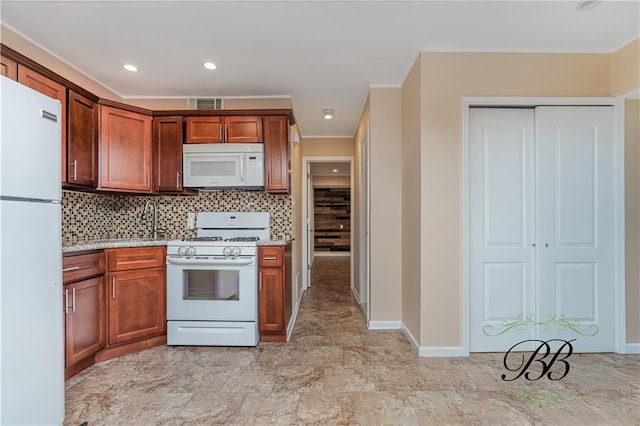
[368,321,402,329]
[400,323,465,357]
[351,287,361,304]
[314,252,351,257]
[418,346,466,357]
[401,323,420,355]
[367,321,466,357]
[625,343,640,354]
[286,287,304,341]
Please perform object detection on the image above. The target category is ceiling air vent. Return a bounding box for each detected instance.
[188,97,224,110]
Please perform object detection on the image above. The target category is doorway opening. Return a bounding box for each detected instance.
[301,157,354,299]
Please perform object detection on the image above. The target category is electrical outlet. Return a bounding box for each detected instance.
[187,213,195,230]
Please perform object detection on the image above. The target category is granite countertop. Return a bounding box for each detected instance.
[62,238,170,254]
[256,238,294,246]
[63,237,293,253]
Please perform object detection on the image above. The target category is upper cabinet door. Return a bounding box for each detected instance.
[17,64,67,183]
[154,116,184,193]
[185,115,263,143]
[67,90,98,188]
[98,105,152,193]
[185,116,223,143]
[225,116,263,143]
[263,115,289,194]
[0,55,17,80]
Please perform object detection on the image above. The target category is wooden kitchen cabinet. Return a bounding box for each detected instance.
[263,115,289,194]
[258,243,292,342]
[67,90,98,188]
[102,246,166,352]
[62,251,106,380]
[17,64,68,183]
[98,104,153,193]
[185,115,263,143]
[0,55,17,80]
[154,116,185,193]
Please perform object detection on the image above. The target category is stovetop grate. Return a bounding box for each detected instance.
[182,236,223,242]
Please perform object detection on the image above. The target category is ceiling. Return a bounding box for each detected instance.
[1,1,638,138]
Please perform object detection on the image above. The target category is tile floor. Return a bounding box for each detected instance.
[64,257,639,425]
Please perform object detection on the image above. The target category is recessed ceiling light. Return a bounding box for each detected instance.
[332,169,338,173]
[122,64,138,72]
[203,62,217,70]
[576,0,602,11]
[323,108,334,120]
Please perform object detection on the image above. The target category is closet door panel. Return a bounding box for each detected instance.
[469,108,536,352]
[535,106,614,352]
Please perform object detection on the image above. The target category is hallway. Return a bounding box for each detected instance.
[63,257,639,424]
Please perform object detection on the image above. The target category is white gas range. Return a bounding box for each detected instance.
[166,212,270,346]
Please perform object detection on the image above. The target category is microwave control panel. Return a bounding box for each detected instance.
[246,153,264,186]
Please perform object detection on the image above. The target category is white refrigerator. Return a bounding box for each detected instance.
[0,75,65,424]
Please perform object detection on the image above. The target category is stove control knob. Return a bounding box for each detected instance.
[187,246,196,256]
[178,246,187,256]
[232,247,241,257]
[223,247,232,257]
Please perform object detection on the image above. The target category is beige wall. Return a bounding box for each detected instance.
[418,51,613,347]
[625,99,640,343]
[612,38,640,97]
[401,60,422,341]
[301,137,355,157]
[369,88,403,322]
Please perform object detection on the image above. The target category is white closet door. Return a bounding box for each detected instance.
[469,108,536,351]
[535,106,615,352]
[469,106,615,353]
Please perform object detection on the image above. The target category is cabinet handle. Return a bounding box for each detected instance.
[224,124,228,142]
[72,288,76,312]
[112,277,116,299]
[62,266,80,272]
[267,170,270,186]
[176,172,181,189]
[263,256,278,261]
[219,123,222,141]
[259,272,262,291]
[147,172,151,189]
[65,288,69,315]
[71,160,77,181]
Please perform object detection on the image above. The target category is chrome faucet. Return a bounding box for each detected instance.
[141,200,166,239]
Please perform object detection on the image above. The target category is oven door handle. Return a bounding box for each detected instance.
[167,257,254,266]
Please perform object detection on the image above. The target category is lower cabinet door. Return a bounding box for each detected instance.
[107,268,165,345]
[258,268,284,332]
[64,276,106,367]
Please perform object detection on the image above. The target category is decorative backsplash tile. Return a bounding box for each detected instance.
[62,190,293,246]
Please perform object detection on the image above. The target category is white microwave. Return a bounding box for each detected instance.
[183,143,264,189]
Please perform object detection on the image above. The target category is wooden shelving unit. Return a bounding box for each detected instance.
[313,188,350,252]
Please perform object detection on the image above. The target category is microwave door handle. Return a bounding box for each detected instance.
[239,156,245,182]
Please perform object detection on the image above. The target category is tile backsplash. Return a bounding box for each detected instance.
[62,190,293,246]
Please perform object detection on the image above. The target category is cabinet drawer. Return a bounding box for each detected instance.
[258,246,283,267]
[63,251,105,283]
[106,246,165,271]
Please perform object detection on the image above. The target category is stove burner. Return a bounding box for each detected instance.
[182,236,223,242]
[224,236,260,242]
